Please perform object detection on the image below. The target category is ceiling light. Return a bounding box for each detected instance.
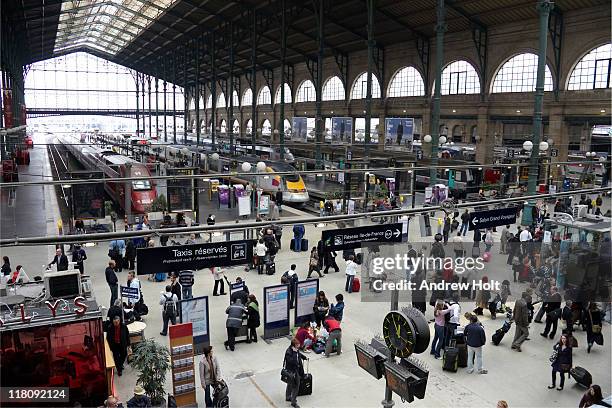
[516,110,521,113]
[600,109,606,113]
[403,110,406,113]
[452,109,456,113]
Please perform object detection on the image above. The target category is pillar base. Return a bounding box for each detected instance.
[381,398,395,408]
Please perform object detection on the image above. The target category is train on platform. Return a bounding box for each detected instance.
[59,136,157,213]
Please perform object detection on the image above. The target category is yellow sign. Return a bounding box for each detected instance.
[210,179,219,192]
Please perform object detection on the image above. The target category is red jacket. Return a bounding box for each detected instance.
[295,327,315,346]
[324,317,341,332]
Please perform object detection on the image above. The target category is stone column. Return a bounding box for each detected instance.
[475,106,494,164]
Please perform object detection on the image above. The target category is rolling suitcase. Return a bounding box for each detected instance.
[457,343,468,368]
[298,359,313,396]
[443,341,459,372]
[570,366,592,388]
[290,238,296,251]
[266,262,276,275]
[301,238,309,251]
[352,277,361,292]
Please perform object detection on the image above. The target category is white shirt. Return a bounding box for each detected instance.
[519,230,532,242]
[448,302,461,325]
[159,291,178,305]
[255,242,267,257]
[345,260,358,276]
[211,267,223,280]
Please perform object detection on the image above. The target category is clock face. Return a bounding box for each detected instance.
[382,311,415,358]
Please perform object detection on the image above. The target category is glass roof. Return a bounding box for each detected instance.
[54,0,179,56]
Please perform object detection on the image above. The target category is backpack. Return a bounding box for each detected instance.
[75,250,85,263]
[163,294,177,317]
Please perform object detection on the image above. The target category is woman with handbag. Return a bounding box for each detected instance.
[282,338,307,408]
[548,334,572,390]
[585,302,604,353]
[307,248,323,278]
[199,345,222,408]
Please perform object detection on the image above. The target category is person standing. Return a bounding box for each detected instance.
[255,239,267,275]
[105,316,129,376]
[246,294,260,343]
[431,300,451,359]
[109,240,126,272]
[105,260,119,307]
[224,298,247,351]
[307,247,323,278]
[275,190,284,213]
[585,302,604,353]
[464,314,488,374]
[500,225,511,254]
[323,316,342,357]
[179,270,195,300]
[313,291,330,328]
[212,267,226,296]
[126,386,151,408]
[484,229,494,253]
[442,215,451,244]
[72,244,87,274]
[344,255,358,293]
[446,293,461,347]
[125,239,136,271]
[329,294,345,322]
[540,286,562,339]
[169,272,182,301]
[512,292,531,352]
[283,265,299,309]
[159,285,178,336]
[548,334,573,390]
[283,338,307,408]
[452,233,464,258]
[1,256,11,278]
[460,210,470,236]
[48,248,69,271]
[199,345,221,408]
[292,224,305,252]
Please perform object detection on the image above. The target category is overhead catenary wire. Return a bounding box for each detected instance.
[1,186,608,247]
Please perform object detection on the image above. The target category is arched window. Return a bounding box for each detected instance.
[322,76,345,101]
[440,60,480,95]
[284,118,291,133]
[452,125,464,143]
[261,119,272,136]
[491,53,553,93]
[387,66,425,97]
[242,89,253,106]
[350,72,381,99]
[231,90,239,107]
[220,119,227,133]
[568,44,612,90]
[274,83,292,104]
[189,98,195,110]
[245,119,253,134]
[257,86,271,105]
[198,96,204,109]
[217,92,226,108]
[296,80,316,102]
[232,119,240,133]
[206,95,212,109]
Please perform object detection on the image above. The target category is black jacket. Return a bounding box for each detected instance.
[50,254,69,271]
[551,343,572,371]
[313,298,329,317]
[105,267,118,286]
[464,322,486,348]
[461,212,469,223]
[543,292,562,315]
[105,322,130,350]
[283,347,306,377]
[125,240,136,260]
[247,300,260,328]
[1,262,11,276]
[170,281,182,301]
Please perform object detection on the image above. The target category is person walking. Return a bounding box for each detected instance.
[323,315,342,357]
[442,215,451,244]
[548,334,573,390]
[473,276,491,316]
[323,248,340,274]
[344,255,358,293]
[464,314,488,374]
[452,233,464,258]
[199,345,221,408]
[246,294,260,343]
[48,248,68,271]
[224,298,247,351]
[104,315,129,376]
[459,210,470,236]
[292,224,305,252]
[159,285,178,336]
[275,189,284,213]
[313,291,330,327]
[283,338,307,408]
[72,244,87,274]
[210,266,225,296]
[283,264,299,309]
[307,248,323,278]
[585,302,604,353]
[178,270,195,300]
[484,229,494,253]
[540,286,562,339]
[512,292,531,352]
[500,225,511,254]
[105,260,119,307]
[431,300,451,359]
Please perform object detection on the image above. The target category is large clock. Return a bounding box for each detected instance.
[382,311,417,358]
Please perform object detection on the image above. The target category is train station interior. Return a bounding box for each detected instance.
[1,1,611,407]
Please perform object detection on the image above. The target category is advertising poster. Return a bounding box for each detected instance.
[292,117,308,141]
[179,296,210,354]
[259,194,270,215]
[347,200,355,215]
[167,168,194,212]
[136,240,254,275]
[331,117,353,144]
[218,185,230,206]
[424,187,433,203]
[263,284,290,339]
[295,279,319,325]
[385,118,414,147]
[238,196,251,216]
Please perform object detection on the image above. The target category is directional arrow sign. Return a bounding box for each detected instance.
[322,223,404,251]
[468,207,518,231]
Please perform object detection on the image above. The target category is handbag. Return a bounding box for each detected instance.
[559,363,571,372]
[281,368,296,384]
[589,310,602,333]
[549,348,558,363]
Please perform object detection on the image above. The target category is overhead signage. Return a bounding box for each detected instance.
[263,284,290,340]
[551,148,558,158]
[322,223,403,251]
[295,279,319,326]
[0,297,89,327]
[469,207,518,231]
[179,296,210,354]
[136,240,254,275]
[120,286,140,303]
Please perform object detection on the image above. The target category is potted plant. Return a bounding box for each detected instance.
[104,201,117,232]
[130,339,171,405]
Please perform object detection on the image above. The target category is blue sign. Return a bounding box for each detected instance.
[292,117,308,141]
[179,296,210,354]
[331,117,353,144]
[385,118,414,147]
[263,284,290,339]
[120,286,139,302]
[295,279,319,325]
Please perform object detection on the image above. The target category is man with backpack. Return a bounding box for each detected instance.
[283,265,299,309]
[159,285,179,336]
